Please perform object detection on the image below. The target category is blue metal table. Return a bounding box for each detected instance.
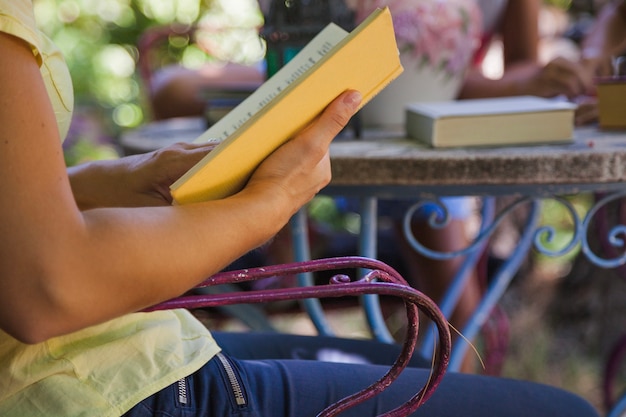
[120,120,626,415]
[301,126,626,417]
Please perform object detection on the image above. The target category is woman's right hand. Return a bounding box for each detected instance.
[574,96,600,126]
[518,57,595,99]
[242,90,362,217]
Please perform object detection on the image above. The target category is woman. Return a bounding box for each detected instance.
[463,0,626,123]
[0,1,602,416]
[461,0,592,100]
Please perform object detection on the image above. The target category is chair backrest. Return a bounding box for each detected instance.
[145,256,451,416]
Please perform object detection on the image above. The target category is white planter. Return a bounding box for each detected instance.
[360,53,464,128]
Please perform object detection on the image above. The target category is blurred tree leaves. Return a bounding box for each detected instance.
[36,1,177,116]
[35,0,263,132]
[544,0,573,10]
[34,0,263,165]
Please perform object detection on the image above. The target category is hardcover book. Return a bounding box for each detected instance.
[170,7,403,204]
[596,77,626,130]
[405,96,576,148]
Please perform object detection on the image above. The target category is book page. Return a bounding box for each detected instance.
[194,23,348,143]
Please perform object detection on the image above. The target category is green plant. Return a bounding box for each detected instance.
[35,0,262,164]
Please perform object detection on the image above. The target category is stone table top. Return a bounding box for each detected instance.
[119,118,626,197]
[327,127,626,197]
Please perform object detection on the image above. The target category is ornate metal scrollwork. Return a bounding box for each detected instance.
[399,192,626,269]
[580,190,626,269]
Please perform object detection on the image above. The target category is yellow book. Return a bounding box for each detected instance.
[596,77,626,130]
[170,7,403,204]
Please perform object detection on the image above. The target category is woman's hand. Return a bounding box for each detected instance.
[68,141,218,209]
[574,96,600,126]
[510,57,595,99]
[242,90,362,217]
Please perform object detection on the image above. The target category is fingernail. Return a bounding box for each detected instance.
[344,91,362,108]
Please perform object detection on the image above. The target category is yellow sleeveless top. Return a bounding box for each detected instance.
[0,2,220,416]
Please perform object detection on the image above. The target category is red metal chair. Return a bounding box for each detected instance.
[145,256,452,417]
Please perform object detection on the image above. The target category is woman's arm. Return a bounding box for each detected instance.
[0,32,361,343]
[458,0,539,98]
[458,0,590,99]
[67,142,219,210]
[580,0,626,75]
[499,0,540,68]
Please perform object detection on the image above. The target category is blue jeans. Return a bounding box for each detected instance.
[124,332,599,417]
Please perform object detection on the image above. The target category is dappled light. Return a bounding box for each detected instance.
[138,0,201,24]
[96,44,136,78]
[35,0,263,134]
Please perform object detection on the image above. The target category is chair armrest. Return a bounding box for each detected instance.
[145,256,451,416]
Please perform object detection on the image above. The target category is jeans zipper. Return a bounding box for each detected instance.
[177,377,189,405]
[216,352,247,407]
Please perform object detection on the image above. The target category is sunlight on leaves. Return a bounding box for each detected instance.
[35,0,265,160]
[113,103,143,127]
[57,1,80,23]
[96,44,136,78]
[137,0,200,24]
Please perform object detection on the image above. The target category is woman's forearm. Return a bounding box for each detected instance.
[458,70,522,99]
[581,0,626,70]
[458,63,545,99]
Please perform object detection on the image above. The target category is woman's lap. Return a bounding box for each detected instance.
[211,331,431,368]
[125,332,600,417]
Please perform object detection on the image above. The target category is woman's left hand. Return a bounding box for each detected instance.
[574,96,599,126]
[68,141,217,209]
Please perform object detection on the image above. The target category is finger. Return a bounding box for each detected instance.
[556,75,584,98]
[313,150,332,192]
[541,59,574,90]
[550,58,591,96]
[574,101,599,126]
[166,141,220,152]
[299,90,362,146]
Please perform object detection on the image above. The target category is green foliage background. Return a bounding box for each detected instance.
[35,0,263,166]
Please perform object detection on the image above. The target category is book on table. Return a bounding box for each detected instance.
[405,96,577,148]
[169,7,403,205]
[596,76,626,130]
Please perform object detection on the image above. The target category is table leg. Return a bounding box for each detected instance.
[449,199,541,371]
[359,197,395,343]
[291,208,335,336]
[418,197,496,360]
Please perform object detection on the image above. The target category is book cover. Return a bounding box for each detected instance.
[405,96,576,148]
[596,77,626,130]
[170,7,403,204]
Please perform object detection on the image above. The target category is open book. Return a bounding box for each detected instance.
[170,7,402,204]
